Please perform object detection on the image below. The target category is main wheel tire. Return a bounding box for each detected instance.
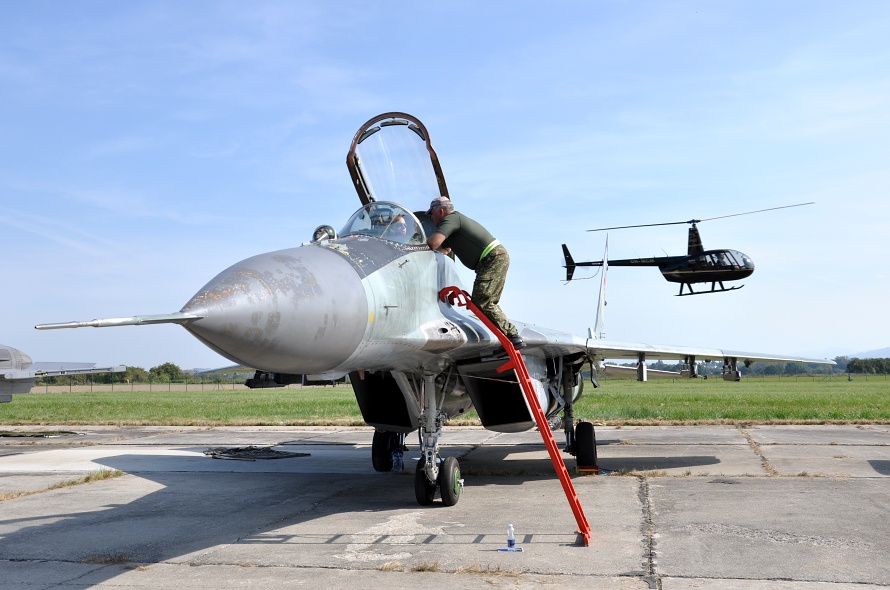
[575,421,598,469]
[414,458,437,505]
[371,430,398,472]
[438,456,462,507]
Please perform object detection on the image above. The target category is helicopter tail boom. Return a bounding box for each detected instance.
[561,244,610,282]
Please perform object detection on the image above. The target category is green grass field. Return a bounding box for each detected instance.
[579,377,888,423]
[1,377,887,426]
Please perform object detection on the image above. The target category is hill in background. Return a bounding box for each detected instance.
[853,347,890,359]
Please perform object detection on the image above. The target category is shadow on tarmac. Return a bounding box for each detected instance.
[868,459,890,475]
[456,444,720,477]
[2,450,421,585]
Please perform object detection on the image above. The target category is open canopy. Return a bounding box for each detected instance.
[346,112,450,214]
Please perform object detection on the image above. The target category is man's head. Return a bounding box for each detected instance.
[427,196,454,226]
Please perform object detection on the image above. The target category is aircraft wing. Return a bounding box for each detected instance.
[584,340,830,365]
[503,323,832,367]
[3,362,126,380]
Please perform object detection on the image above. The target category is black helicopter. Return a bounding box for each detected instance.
[562,203,813,296]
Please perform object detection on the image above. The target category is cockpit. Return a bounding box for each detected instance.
[339,202,427,246]
[695,250,754,270]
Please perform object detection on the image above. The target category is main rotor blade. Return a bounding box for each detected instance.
[698,202,814,223]
[587,202,814,232]
[587,220,693,232]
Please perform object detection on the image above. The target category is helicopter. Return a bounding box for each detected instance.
[562,203,814,296]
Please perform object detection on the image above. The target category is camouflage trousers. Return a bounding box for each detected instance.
[472,245,519,339]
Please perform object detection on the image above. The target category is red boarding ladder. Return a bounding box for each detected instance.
[439,286,591,547]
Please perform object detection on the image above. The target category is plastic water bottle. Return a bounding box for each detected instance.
[507,524,515,549]
[392,449,404,473]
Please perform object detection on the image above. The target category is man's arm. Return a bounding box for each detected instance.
[427,232,449,253]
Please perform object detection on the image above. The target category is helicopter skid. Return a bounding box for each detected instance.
[677,282,745,296]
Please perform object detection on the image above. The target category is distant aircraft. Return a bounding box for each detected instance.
[36,112,833,507]
[563,203,813,296]
[0,344,125,403]
[563,231,755,296]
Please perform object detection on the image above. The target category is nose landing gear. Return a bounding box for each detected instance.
[412,372,464,506]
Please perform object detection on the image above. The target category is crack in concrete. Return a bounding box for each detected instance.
[637,476,661,589]
[738,425,778,476]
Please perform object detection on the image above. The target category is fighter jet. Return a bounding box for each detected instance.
[36,112,833,507]
[0,344,125,403]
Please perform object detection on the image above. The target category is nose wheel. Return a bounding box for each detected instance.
[414,458,437,505]
[414,456,463,506]
[438,456,462,506]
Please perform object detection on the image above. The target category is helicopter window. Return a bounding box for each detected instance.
[340,201,426,246]
[720,251,738,267]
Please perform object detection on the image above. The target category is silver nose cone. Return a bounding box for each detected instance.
[180,245,368,374]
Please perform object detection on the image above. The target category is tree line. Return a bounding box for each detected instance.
[647,356,890,376]
[844,357,890,374]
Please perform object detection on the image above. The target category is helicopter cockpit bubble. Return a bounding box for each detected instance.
[340,201,426,246]
[727,250,754,270]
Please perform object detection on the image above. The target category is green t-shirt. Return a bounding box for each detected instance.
[434,211,496,270]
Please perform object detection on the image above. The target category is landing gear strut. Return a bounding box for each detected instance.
[413,372,463,506]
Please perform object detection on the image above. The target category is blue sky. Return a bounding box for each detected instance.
[2,1,888,369]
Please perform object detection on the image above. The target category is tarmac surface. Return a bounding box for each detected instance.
[0,424,888,589]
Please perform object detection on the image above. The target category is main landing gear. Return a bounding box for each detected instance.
[574,421,598,472]
[371,430,404,472]
[558,366,598,473]
[563,418,598,473]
